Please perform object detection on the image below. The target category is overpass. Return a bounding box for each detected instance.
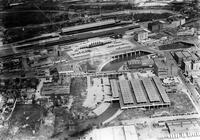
[60,70,131,77]
[111,47,163,60]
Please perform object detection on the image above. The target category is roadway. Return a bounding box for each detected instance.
[178,70,200,116]
[79,102,120,128]
[159,50,200,117]
[0,68,130,79]
[164,50,200,116]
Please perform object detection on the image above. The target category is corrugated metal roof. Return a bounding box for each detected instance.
[182,51,191,58]
[153,77,170,103]
[61,20,115,32]
[175,51,185,58]
[142,78,160,102]
[130,79,147,103]
[110,79,120,98]
[119,80,134,104]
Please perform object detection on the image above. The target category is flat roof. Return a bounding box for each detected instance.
[130,79,147,103]
[149,21,163,26]
[127,60,141,65]
[134,29,148,34]
[142,78,160,102]
[153,77,170,103]
[154,59,166,68]
[91,26,122,33]
[110,79,120,98]
[102,77,110,85]
[191,53,199,60]
[175,51,185,58]
[57,64,73,72]
[119,80,134,104]
[91,24,139,34]
[42,84,70,96]
[61,20,115,32]
[182,51,191,58]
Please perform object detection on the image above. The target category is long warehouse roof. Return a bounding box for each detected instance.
[182,51,191,58]
[152,77,170,103]
[142,78,160,102]
[110,79,120,98]
[175,51,184,58]
[119,80,134,104]
[130,79,147,103]
[62,20,116,32]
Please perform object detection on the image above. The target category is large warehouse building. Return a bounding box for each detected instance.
[110,77,170,109]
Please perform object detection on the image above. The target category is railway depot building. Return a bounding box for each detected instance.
[110,77,170,109]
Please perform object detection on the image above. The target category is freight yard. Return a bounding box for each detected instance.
[0,0,200,140]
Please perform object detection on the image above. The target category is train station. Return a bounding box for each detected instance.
[110,77,171,109]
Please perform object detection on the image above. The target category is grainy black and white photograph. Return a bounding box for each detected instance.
[0,0,200,140]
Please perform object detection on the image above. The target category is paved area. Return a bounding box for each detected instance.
[80,103,120,128]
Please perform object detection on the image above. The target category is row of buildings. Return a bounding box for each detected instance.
[132,17,186,43]
[172,50,200,86]
[126,58,154,69]
[126,55,178,78]
[173,50,200,74]
[154,58,178,78]
[148,18,186,32]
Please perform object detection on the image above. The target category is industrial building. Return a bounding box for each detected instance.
[61,20,140,38]
[164,18,186,28]
[154,58,178,78]
[67,37,134,60]
[183,60,192,73]
[174,51,186,65]
[165,17,185,28]
[110,77,170,109]
[174,50,200,74]
[41,75,71,96]
[148,17,185,32]
[126,58,154,69]
[134,30,148,42]
[13,20,140,51]
[177,27,195,36]
[130,79,147,104]
[110,79,120,101]
[57,64,74,74]
[154,59,168,77]
[192,60,200,70]
[148,21,164,32]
